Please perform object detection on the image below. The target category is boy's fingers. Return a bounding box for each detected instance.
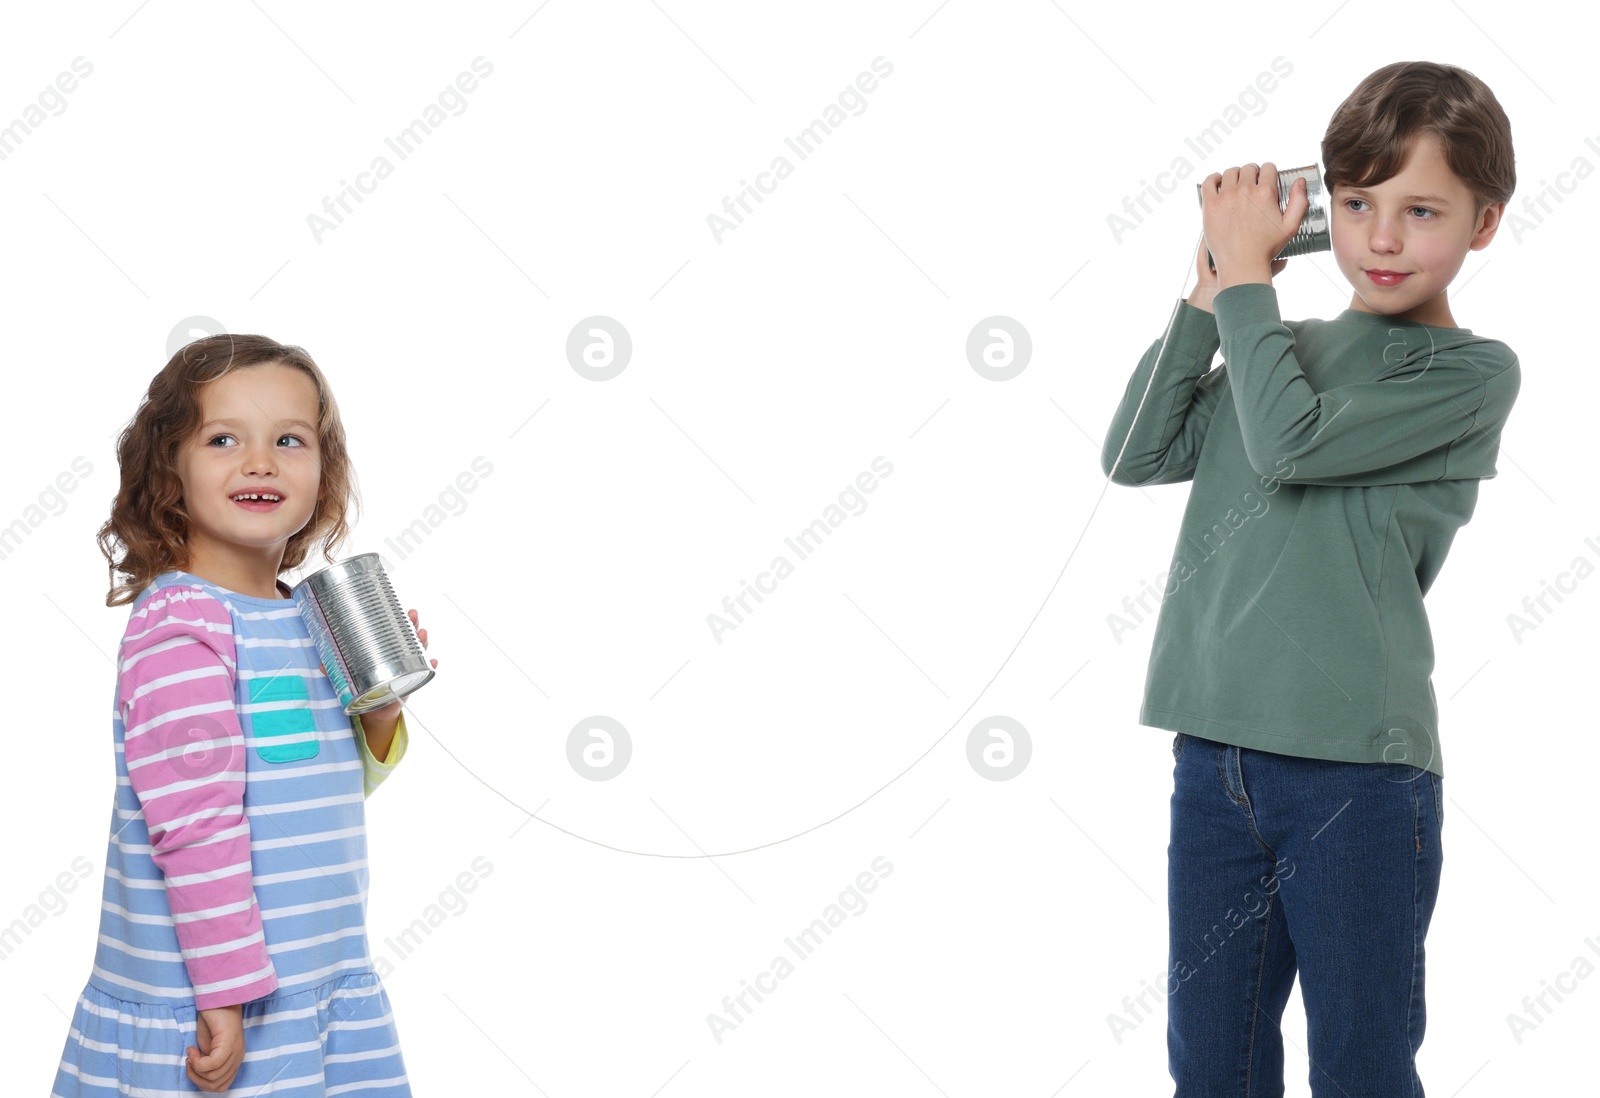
[1288,175,1309,209]
[1285,180,1310,231]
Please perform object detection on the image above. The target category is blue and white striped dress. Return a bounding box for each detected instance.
[52,570,412,1096]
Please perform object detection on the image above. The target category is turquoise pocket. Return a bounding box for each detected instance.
[248,671,322,763]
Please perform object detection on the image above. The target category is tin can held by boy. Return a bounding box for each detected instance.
[1197,163,1331,271]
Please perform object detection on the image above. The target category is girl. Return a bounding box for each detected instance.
[52,334,437,1095]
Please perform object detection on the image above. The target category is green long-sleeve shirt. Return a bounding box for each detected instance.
[1102,281,1520,777]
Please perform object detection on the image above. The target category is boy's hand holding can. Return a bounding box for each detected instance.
[1198,161,1309,290]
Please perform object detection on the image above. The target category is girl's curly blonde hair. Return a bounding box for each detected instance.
[97,334,362,607]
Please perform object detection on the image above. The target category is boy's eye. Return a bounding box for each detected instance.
[1342,198,1436,219]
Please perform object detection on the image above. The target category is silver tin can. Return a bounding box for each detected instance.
[1196,163,1330,270]
[292,553,435,715]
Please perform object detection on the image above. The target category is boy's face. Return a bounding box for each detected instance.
[1330,132,1504,328]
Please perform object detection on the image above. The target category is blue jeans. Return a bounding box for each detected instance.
[1166,733,1443,1097]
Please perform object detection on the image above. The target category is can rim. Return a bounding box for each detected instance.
[290,551,384,595]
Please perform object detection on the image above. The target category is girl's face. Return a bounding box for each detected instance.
[174,362,323,587]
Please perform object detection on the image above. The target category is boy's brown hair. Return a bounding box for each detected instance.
[96,334,361,607]
[1321,61,1516,218]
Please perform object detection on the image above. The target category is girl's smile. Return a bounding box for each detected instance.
[231,493,286,512]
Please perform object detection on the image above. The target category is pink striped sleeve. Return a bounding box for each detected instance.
[119,584,279,1010]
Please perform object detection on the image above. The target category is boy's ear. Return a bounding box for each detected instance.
[1469,201,1507,252]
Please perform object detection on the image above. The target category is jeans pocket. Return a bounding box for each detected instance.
[1430,772,1443,830]
[1172,732,1186,761]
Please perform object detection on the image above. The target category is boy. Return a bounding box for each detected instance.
[1100,62,1518,1095]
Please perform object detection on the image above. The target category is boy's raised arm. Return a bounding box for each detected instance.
[1101,297,1228,486]
[1213,283,1519,486]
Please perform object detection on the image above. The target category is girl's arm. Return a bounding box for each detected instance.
[360,709,399,762]
[353,710,408,798]
[345,607,426,799]
[120,585,278,1011]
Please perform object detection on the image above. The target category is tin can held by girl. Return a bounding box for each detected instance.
[1197,163,1331,271]
[292,553,436,715]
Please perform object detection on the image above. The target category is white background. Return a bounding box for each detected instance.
[2,1,1594,1094]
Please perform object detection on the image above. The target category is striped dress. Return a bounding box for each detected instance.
[52,570,413,1096]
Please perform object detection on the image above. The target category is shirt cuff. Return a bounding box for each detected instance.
[353,711,408,798]
[1170,298,1223,362]
[1212,281,1283,331]
[193,965,279,1012]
